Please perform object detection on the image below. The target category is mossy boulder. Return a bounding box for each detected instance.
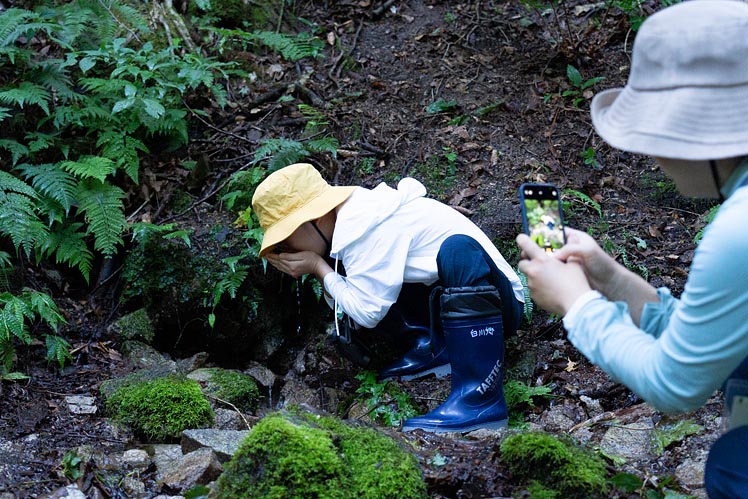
[107,308,156,343]
[214,412,428,499]
[104,375,214,441]
[500,431,609,498]
[200,367,260,413]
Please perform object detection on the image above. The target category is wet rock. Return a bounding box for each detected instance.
[279,373,318,408]
[158,447,222,491]
[675,449,708,492]
[599,419,655,461]
[152,444,183,474]
[579,395,604,417]
[120,476,147,498]
[186,367,213,383]
[213,408,249,430]
[176,352,209,373]
[244,363,278,389]
[181,429,251,462]
[121,340,177,372]
[1,493,15,499]
[37,485,86,498]
[65,395,97,415]
[123,448,150,468]
[540,404,576,432]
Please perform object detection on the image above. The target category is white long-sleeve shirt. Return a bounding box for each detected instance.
[563,162,748,413]
[323,177,524,329]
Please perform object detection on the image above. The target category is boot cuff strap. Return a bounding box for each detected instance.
[440,286,501,319]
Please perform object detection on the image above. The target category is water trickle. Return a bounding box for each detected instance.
[295,278,302,335]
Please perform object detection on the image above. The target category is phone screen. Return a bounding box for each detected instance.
[520,183,566,253]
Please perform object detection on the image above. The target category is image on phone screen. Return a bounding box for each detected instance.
[520,184,565,254]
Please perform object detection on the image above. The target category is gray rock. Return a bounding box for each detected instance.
[186,367,215,383]
[158,447,222,491]
[675,450,708,490]
[121,340,176,371]
[181,429,251,462]
[37,485,86,498]
[600,419,655,461]
[176,352,209,373]
[65,395,97,415]
[120,476,147,498]
[244,363,277,389]
[152,444,183,475]
[540,404,576,432]
[280,374,317,408]
[107,309,155,344]
[579,395,604,417]
[122,448,150,468]
[213,408,247,430]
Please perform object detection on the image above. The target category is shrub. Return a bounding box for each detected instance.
[104,375,214,441]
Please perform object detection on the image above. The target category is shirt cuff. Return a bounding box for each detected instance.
[563,290,605,329]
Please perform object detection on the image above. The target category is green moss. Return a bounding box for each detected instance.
[206,368,260,413]
[108,308,155,343]
[105,376,214,441]
[215,412,428,499]
[500,431,608,498]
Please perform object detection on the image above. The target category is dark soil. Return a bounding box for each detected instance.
[0,1,719,498]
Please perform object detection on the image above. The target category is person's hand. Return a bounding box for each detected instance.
[264,251,326,279]
[516,233,592,316]
[554,228,620,293]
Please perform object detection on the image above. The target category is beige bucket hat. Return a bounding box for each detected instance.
[251,163,356,257]
[591,0,748,160]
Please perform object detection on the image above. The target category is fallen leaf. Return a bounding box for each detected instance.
[565,358,579,372]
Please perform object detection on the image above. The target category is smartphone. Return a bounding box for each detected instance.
[519,183,566,253]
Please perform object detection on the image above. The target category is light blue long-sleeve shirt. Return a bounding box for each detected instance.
[563,162,748,413]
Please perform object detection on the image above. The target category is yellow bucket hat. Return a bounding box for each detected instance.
[251,163,357,257]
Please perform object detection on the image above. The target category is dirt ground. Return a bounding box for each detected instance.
[0,0,720,497]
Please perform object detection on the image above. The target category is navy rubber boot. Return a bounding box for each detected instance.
[402,286,508,433]
[378,324,450,381]
[378,286,450,381]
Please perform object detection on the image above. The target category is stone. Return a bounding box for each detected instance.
[675,450,708,490]
[280,374,317,408]
[107,309,155,343]
[181,429,251,462]
[600,419,655,461]
[120,476,147,498]
[540,404,576,432]
[158,447,222,491]
[65,395,97,415]
[176,352,209,373]
[152,444,183,476]
[37,485,86,498]
[122,448,150,468]
[244,363,277,389]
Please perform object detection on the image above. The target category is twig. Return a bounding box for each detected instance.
[205,393,252,429]
[182,99,258,145]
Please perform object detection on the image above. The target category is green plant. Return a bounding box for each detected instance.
[602,235,650,281]
[60,450,83,481]
[652,419,703,456]
[426,99,458,114]
[694,204,720,243]
[501,431,609,498]
[354,370,419,427]
[104,375,214,441]
[561,65,606,107]
[515,269,534,325]
[504,380,553,426]
[206,27,324,62]
[562,189,602,220]
[0,288,70,374]
[580,147,601,169]
[610,472,697,498]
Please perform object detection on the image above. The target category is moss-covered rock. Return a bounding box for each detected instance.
[215,412,428,499]
[202,368,260,413]
[108,308,155,343]
[500,431,609,498]
[104,375,214,441]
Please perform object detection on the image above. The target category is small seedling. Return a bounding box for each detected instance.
[580,146,601,169]
[354,370,418,427]
[426,99,458,114]
[562,65,606,107]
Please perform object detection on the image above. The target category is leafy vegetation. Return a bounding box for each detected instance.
[353,370,419,427]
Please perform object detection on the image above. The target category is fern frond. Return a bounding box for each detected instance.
[96,131,148,183]
[0,294,32,339]
[33,59,80,102]
[0,336,15,372]
[16,163,77,214]
[214,264,248,304]
[27,289,65,332]
[45,334,73,369]
[0,107,13,122]
[0,82,51,115]
[74,179,127,256]
[0,8,38,47]
[305,136,339,158]
[252,31,324,62]
[24,132,58,154]
[60,156,116,182]
[39,222,94,282]
[0,140,29,165]
[0,170,38,200]
[0,192,48,256]
[253,138,309,171]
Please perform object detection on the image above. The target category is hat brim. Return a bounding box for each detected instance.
[258,185,357,257]
[591,85,748,160]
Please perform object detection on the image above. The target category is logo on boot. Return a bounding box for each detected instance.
[476,359,503,395]
[470,326,495,338]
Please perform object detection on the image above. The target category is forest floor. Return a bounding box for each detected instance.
[0,0,721,498]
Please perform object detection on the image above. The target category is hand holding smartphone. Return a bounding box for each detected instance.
[520,183,566,253]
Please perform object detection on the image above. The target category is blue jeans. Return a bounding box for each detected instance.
[705,425,748,498]
[435,234,522,336]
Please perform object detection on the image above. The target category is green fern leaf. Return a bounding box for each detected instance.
[96,131,148,183]
[1,294,32,336]
[16,163,77,214]
[253,31,323,62]
[253,138,309,171]
[45,334,73,369]
[0,169,38,199]
[0,337,15,372]
[0,8,38,47]
[306,136,339,158]
[39,222,94,282]
[75,179,127,256]
[0,82,51,115]
[0,107,12,121]
[60,156,116,182]
[0,139,29,165]
[0,192,48,256]
[27,289,66,332]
